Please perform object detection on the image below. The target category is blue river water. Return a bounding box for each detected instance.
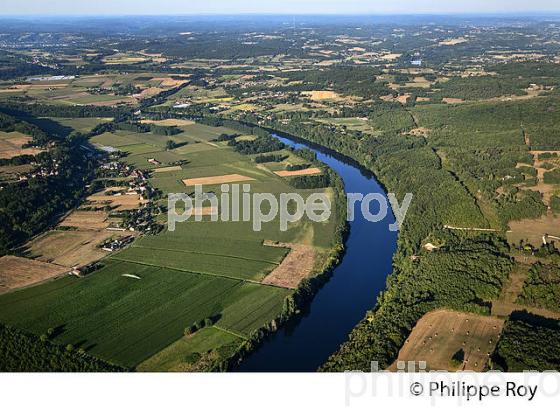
[236,133,398,372]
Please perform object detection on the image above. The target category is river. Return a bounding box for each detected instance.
[236,133,398,371]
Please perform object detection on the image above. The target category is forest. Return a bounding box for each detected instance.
[0,323,125,372]
[492,312,560,372]
[518,263,560,311]
[321,233,513,371]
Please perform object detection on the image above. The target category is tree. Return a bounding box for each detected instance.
[450,349,465,368]
[165,140,177,150]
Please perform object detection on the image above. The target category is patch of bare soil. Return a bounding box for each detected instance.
[261,240,317,289]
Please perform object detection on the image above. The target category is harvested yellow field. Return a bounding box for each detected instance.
[86,192,148,210]
[191,207,218,216]
[0,255,69,293]
[154,165,183,173]
[183,173,255,186]
[274,167,322,177]
[29,230,124,268]
[408,127,431,137]
[389,309,504,372]
[0,132,43,159]
[303,90,342,101]
[261,241,317,289]
[440,37,468,46]
[59,210,109,230]
[381,53,402,61]
[141,119,195,126]
[151,77,189,87]
[443,97,466,104]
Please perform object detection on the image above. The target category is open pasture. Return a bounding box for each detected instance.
[137,326,243,371]
[112,246,277,281]
[507,214,560,250]
[48,117,113,133]
[133,231,288,264]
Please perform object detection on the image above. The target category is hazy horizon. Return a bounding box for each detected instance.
[2,0,560,16]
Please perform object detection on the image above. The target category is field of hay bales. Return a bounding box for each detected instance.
[389,310,504,371]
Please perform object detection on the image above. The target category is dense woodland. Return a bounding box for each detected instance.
[0,323,125,372]
[321,233,512,370]
[518,263,560,311]
[493,312,560,372]
[0,111,99,255]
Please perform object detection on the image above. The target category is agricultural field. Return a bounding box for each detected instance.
[0,260,289,368]
[0,119,338,370]
[0,131,43,159]
[0,72,189,107]
[3,14,560,376]
[0,256,70,293]
[389,310,504,371]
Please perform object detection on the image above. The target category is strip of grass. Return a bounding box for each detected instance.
[112,246,277,281]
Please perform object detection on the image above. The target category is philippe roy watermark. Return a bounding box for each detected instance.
[167,184,413,232]
[344,361,560,406]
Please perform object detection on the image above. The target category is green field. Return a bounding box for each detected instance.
[0,260,289,368]
[137,326,243,371]
[0,122,336,370]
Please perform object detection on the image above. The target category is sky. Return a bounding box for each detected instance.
[1,0,560,16]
